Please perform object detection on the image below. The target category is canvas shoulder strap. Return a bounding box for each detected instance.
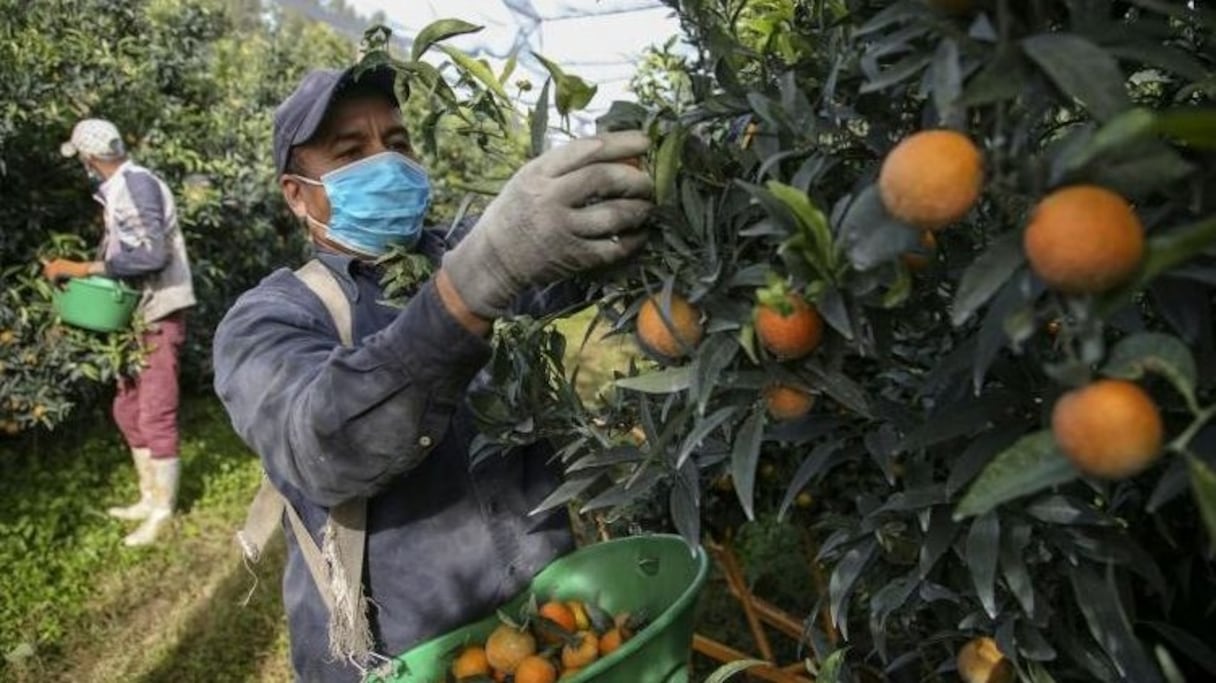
[236,258,373,663]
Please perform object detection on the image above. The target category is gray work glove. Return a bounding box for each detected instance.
[443,130,655,319]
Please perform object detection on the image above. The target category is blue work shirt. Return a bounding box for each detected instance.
[213,227,575,681]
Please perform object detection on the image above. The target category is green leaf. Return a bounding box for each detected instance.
[918,507,959,578]
[1000,521,1036,617]
[1022,33,1131,121]
[1103,332,1199,412]
[655,128,686,205]
[961,48,1029,106]
[829,540,877,641]
[1053,108,1157,179]
[693,335,738,415]
[579,466,663,513]
[731,407,765,521]
[704,659,772,683]
[410,18,483,61]
[567,446,643,473]
[1089,142,1196,200]
[868,574,918,660]
[883,262,912,309]
[392,60,457,106]
[859,53,932,94]
[533,53,598,116]
[952,232,1026,326]
[767,181,836,272]
[529,474,600,515]
[965,513,1001,618]
[1101,213,1216,313]
[930,38,962,121]
[675,406,738,468]
[801,362,872,418]
[614,366,693,394]
[1023,661,1063,683]
[530,78,551,158]
[1155,108,1216,149]
[955,431,1078,520]
[838,185,919,272]
[670,461,700,549]
[1145,621,1216,677]
[1070,564,1165,683]
[817,648,850,683]
[1188,455,1216,547]
[778,439,842,522]
[438,45,510,101]
[1157,646,1187,683]
[500,49,518,85]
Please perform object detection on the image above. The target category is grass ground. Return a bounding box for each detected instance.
[1,310,814,682]
[0,396,290,682]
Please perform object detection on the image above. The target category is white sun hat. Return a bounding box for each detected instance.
[60,118,125,159]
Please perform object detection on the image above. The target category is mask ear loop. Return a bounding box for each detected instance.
[288,174,330,232]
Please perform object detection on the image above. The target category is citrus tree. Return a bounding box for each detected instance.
[0,0,359,435]
[487,1,1216,681]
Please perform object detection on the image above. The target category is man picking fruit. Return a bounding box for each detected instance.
[212,63,653,680]
[49,118,197,547]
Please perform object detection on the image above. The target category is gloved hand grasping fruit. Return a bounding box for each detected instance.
[442,130,655,319]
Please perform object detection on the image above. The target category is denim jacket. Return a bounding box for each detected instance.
[213,228,575,681]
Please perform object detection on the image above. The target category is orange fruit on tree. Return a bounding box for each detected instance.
[1052,379,1163,479]
[879,129,982,230]
[561,631,600,669]
[764,384,815,421]
[1023,185,1144,295]
[755,292,823,360]
[901,230,938,271]
[957,636,1014,683]
[485,623,537,674]
[636,294,703,361]
[514,654,557,683]
[451,645,491,679]
[538,601,577,636]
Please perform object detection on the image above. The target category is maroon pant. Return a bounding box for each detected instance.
[112,312,186,460]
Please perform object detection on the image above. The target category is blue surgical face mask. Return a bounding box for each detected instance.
[294,151,431,258]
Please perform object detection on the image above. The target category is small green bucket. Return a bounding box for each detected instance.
[369,534,709,683]
[52,276,139,332]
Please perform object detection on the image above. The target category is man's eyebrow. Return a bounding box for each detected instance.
[327,129,369,147]
[384,124,410,140]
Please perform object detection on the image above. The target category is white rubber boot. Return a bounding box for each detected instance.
[123,457,179,547]
[107,447,154,521]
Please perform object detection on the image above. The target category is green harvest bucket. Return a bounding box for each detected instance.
[52,276,139,332]
[369,534,709,683]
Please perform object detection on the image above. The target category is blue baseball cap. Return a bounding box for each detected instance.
[272,64,402,176]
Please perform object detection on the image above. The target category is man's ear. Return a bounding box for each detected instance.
[280,176,309,220]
